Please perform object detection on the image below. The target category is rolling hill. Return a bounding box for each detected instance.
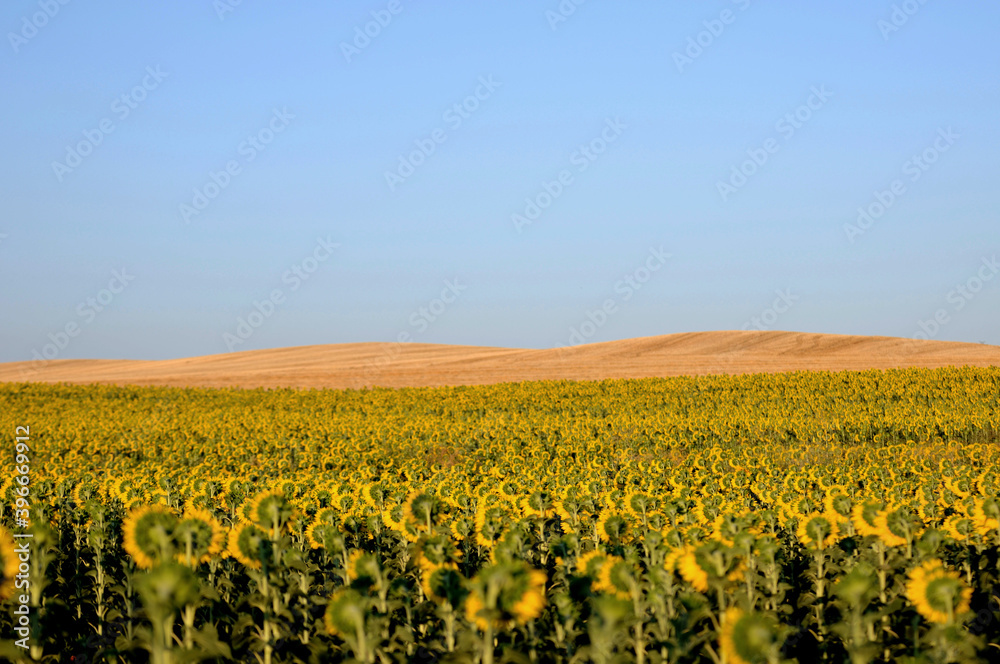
[2,331,999,390]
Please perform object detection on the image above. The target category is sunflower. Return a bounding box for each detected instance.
[594,556,635,601]
[421,562,466,606]
[677,545,709,592]
[623,491,655,522]
[873,507,915,548]
[248,490,294,534]
[851,500,884,538]
[791,496,819,519]
[719,607,782,664]
[227,523,269,570]
[823,490,853,520]
[174,508,226,566]
[324,588,367,637]
[510,568,547,624]
[306,517,342,550]
[344,549,365,581]
[403,491,439,532]
[122,504,177,569]
[944,475,973,499]
[555,498,585,534]
[449,516,472,542]
[269,479,297,499]
[595,508,629,544]
[663,547,685,574]
[381,505,404,534]
[970,498,1000,537]
[71,482,98,507]
[691,498,721,525]
[465,561,547,631]
[915,499,940,524]
[110,477,133,503]
[359,482,387,510]
[497,480,520,503]
[942,515,976,543]
[0,527,19,601]
[576,549,609,577]
[905,559,972,624]
[474,504,506,549]
[520,491,556,519]
[464,592,491,632]
[796,513,841,550]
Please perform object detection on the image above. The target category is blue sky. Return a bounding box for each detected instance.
[2,1,998,362]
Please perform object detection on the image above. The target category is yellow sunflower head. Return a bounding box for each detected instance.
[345,550,383,589]
[123,504,178,569]
[421,562,466,606]
[359,482,387,508]
[575,549,609,578]
[623,491,655,520]
[595,509,629,544]
[227,523,270,570]
[465,561,547,631]
[306,519,343,551]
[851,500,884,538]
[248,490,294,534]
[403,491,439,532]
[719,607,784,664]
[874,505,920,548]
[677,545,710,593]
[174,508,226,566]
[823,491,853,519]
[594,556,636,601]
[905,559,971,625]
[943,515,977,543]
[796,513,841,550]
[521,490,556,519]
[0,528,20,601]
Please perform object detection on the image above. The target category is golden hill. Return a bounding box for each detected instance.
[2,331,999,390]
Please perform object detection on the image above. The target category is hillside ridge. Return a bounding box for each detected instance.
[2,330,998,390]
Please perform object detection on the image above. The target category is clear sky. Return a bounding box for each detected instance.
[2,1,998,362]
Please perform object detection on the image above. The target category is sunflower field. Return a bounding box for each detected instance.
[1,366,1000,663]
